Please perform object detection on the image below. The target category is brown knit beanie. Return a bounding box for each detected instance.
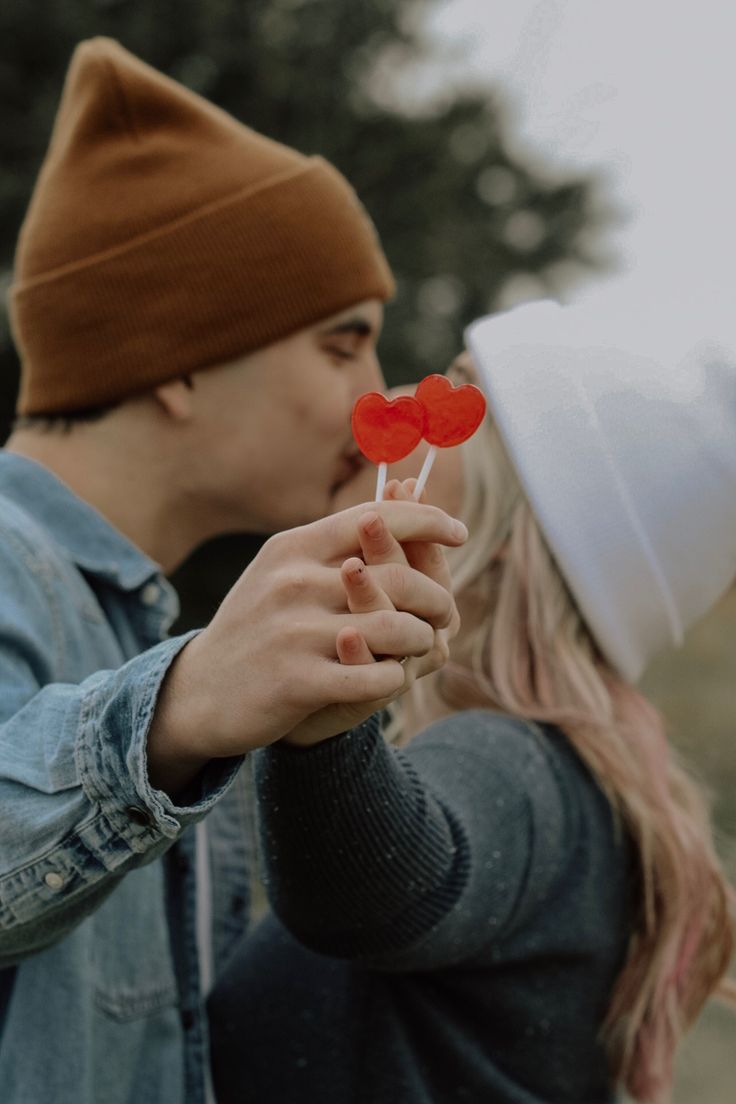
[9,38,395,415]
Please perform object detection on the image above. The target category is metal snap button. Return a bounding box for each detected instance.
[44,871,64,890]
[125,804,155,828]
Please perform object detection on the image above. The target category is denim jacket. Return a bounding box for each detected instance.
[0,452,250,1104]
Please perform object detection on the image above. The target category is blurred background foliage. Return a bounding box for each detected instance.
[0,0,605,433]
[0,0,608,623]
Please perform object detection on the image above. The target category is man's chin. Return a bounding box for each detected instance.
[330,472,374,514]
[328,482,358,516]
[230,498,323,536]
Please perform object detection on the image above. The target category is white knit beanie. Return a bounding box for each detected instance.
[465,292,736,683]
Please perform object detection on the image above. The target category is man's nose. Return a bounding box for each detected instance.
[355,350,384,397]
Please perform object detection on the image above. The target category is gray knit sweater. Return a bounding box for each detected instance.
[209,711,633,1103]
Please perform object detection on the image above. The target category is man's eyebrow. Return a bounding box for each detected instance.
[322,318,375,338]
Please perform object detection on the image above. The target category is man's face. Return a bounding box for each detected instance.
[194,299,383,533]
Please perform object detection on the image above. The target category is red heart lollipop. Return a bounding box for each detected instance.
[415,374,487,447]
[351,393,426,465]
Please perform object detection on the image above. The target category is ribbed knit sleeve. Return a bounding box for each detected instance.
[255,710,572,970]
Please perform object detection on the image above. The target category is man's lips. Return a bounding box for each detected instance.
[332,450,367,491]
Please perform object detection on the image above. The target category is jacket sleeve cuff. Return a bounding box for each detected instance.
[76,632,242,869]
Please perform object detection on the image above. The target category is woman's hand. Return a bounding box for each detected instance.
[284,480,457,747]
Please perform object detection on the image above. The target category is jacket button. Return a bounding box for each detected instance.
[44,871,64,890]
[125,804,155,828]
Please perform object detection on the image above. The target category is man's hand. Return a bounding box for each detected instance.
[285,479,459,747]
[146,499,465,792]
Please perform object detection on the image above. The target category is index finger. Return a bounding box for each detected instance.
[387,477,454,596]
[317,500,468,560]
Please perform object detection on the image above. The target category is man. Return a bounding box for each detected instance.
[0,39,464,1104]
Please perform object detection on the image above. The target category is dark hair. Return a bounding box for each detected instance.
[11,374,195,434]
[12,403,118,434]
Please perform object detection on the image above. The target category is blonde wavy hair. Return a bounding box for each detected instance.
[434,414,735,1103]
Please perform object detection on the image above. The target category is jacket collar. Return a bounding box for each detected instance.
[0,450,168,592]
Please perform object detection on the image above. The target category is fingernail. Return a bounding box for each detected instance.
[453,519,468,541]
[364,514,384,539]
[348,561,366,583]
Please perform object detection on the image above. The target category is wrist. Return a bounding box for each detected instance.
[147,636,212,796]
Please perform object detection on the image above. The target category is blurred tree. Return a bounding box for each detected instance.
[0,0,609,624]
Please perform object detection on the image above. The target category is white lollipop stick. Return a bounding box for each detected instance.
[412,445,437,500]
[375,462,388,502]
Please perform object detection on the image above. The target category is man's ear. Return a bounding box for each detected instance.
[152,378,195,422]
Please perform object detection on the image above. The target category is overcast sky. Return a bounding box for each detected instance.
[429,0,736,305]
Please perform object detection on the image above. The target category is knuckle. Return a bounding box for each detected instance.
[398,613,433,657]
[438,594,456,630]
[279,616,309,652]
[421,580,450,628]
[273,568,309,603]
[447,605,462,640]
[260,530,286,559]
[388,609,412,649]
[375,609,396,641]
[382,562,407,606]
[416,541,444,572]
[419,621,436,653]
[373,533,393,559]
[429,541,445,565]
[422,582,453,627]
[262,527,304,563]
[328,513,351,555]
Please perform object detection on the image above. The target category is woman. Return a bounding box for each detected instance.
[209,297,736,1103]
